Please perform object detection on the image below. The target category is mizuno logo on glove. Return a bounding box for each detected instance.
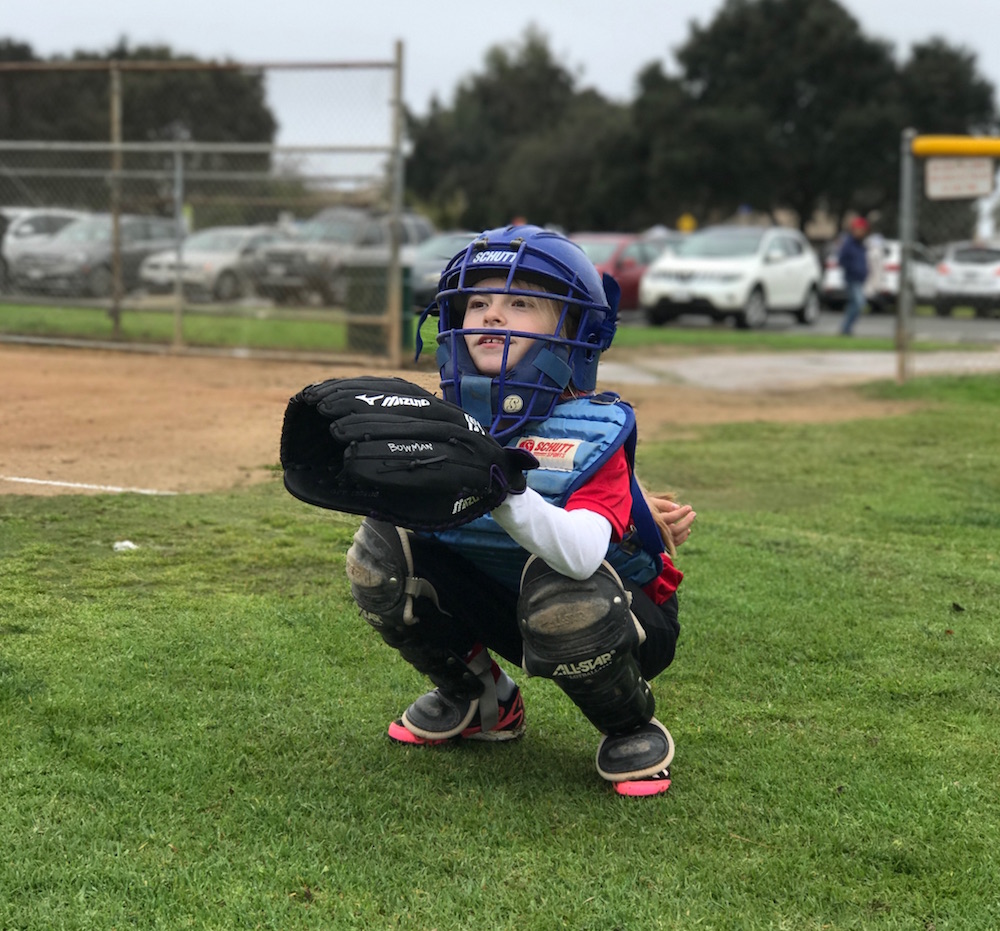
[354,393,431,408]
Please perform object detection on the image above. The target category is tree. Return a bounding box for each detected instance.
[899,38,996,136]
[0,38,276,143]
[668,0,903,229]
[492,91,644,231]
[631,62,774,227]
[0,37,278,216]
[637,0,998,234]
[405,4,1000,236]
[405,26,577,228]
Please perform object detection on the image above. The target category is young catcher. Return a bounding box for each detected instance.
[340,224,695,797]
[281,224,694,796]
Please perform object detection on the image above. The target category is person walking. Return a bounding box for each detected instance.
[838,216,870,335]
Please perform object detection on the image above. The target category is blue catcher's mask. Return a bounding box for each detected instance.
[415,225,621,442]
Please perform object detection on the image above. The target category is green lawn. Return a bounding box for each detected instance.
[0,300,987,357]
[2,374,999,929]
[0,302,355,353]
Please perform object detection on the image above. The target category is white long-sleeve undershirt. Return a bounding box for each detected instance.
[491,488,612,580]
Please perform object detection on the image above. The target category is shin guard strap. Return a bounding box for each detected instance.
[466,649,499,732]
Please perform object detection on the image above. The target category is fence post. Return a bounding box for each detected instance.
[385,39,405,368]
[109,62,123,339]
[896,127,917,385]
[172,147,185,348]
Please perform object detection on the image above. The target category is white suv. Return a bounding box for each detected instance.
[639,225,822,329]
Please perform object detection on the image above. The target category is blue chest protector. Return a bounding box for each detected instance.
[429,394,665,591]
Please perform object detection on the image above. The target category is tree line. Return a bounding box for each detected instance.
[2,0,997,239]
[406,0,997,237]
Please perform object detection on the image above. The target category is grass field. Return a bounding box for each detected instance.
[3,374,1000,929]
[0,302,356,353]
[0,299,984,357]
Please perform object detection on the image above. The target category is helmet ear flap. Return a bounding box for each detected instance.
[602,273,621,315]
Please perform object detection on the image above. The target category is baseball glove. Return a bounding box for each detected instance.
[280,376,538,530]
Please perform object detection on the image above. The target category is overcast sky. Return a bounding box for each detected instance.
[8,0,999,145]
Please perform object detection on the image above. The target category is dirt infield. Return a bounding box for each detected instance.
[0,343,921,496]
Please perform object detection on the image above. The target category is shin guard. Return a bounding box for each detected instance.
[518,556,654,736]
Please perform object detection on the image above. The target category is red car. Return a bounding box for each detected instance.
[570,232,669,310]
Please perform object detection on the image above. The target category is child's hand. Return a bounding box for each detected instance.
[649,496,696,547]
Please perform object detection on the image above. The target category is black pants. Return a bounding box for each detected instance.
[404,534,680,681]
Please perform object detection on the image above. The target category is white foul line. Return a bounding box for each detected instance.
[0,475,177,496]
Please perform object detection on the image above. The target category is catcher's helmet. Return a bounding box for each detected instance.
[419,224,621,441]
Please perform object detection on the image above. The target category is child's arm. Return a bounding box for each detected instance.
[492,489,612,581]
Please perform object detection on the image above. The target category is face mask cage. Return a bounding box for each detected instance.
[422,230,617,442]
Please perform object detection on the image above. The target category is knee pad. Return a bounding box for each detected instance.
[518,556,654,735]
[345,518,439,632]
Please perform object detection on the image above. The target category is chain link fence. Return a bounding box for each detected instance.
[0,52,418,365]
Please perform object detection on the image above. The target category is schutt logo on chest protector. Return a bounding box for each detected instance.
[515,436,580,471]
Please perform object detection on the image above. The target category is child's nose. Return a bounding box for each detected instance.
[483,300,505,324]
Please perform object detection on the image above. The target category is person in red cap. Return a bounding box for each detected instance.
[838,216,870,335]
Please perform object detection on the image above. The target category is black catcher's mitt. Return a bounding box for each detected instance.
[280,376,538,530]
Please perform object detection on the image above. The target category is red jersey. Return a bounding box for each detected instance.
[565,447,683,604]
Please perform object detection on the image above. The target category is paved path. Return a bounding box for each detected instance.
[598,348,1000,391]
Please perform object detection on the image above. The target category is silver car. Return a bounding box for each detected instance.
[12,213,180,297]
[257,207,436,306]
[933,240,1000,318]
[1,207,88,291]
[140,225,287,302]
[409,230,477,309]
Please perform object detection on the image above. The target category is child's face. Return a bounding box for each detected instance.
[462,277,562,376]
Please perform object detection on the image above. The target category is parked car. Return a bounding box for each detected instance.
[12,213,181,298]
[820,236,937,313]
[933,240,1000,317]
[639,225,687,257]
[1,206,88,291]
[257,206,436,306]
[818,236,848,309]
[570,232,668,310]
[409,229,477,309]
[140,225,288,301]
[639,225,822,328]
